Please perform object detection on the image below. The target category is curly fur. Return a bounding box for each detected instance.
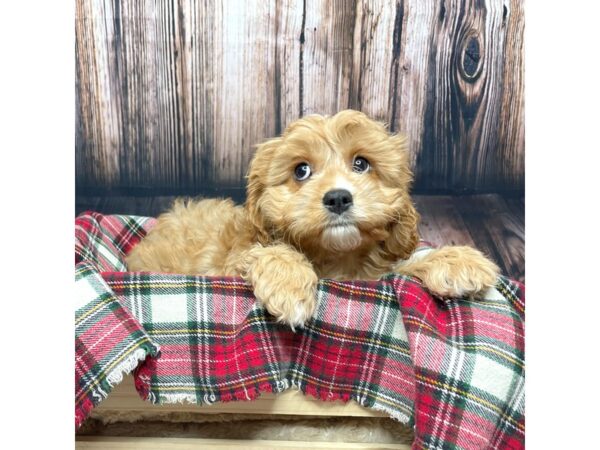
[79,415,415,445]
[126,110,499,327]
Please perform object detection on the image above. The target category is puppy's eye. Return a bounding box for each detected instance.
[352,157,370,173]
[294,162,312,181]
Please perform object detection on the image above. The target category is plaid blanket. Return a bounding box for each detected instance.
[75,211,525,449]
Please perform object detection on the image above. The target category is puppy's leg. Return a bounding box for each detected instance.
[237,244,318,329]
[394,246,499,299]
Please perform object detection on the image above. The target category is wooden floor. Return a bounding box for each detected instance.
[75,194,524,283]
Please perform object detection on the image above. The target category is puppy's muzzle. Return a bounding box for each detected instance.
[323,189,353,215]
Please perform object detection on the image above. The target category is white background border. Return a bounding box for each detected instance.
[1,1,599,447]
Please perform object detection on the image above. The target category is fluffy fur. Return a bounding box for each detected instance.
[79,415,414,445]
[126,110,499,328]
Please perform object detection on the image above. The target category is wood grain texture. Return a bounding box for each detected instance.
[451,194,525,283]
[350,0,399,121]
[394,0,525,192]
[76,436,411,450]
[412,195,476,248]
[76,0,524,195]
[301,0,355,115]
[497,0,525,189]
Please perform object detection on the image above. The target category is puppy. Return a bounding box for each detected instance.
[126,110,499,328]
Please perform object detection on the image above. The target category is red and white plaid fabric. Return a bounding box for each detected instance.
[76,212,524,449]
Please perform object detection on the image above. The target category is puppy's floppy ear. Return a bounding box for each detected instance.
[380,132,420,261]
[381,195,420,261]
[245,137,281,244]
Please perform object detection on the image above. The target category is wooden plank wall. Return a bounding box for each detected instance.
[76,0,524,196]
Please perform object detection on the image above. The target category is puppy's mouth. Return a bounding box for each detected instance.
[320,220,362,252]
[325,220,354,229]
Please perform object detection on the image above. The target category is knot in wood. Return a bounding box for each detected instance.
[459,33,483,82]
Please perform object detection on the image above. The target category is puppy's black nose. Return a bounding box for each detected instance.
[323,189,353,215]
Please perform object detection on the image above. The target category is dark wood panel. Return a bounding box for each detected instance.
[413,195,476,248]
[451,194,525,283]
[497,0,525,188]
[400,0,525,192]
[76,0,524,195]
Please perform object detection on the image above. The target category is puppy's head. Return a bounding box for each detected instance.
[246,110,419,260]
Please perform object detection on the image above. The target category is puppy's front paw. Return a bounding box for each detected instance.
[252,271,317,330]
[402,246,499,299]
[240,245,318,329]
